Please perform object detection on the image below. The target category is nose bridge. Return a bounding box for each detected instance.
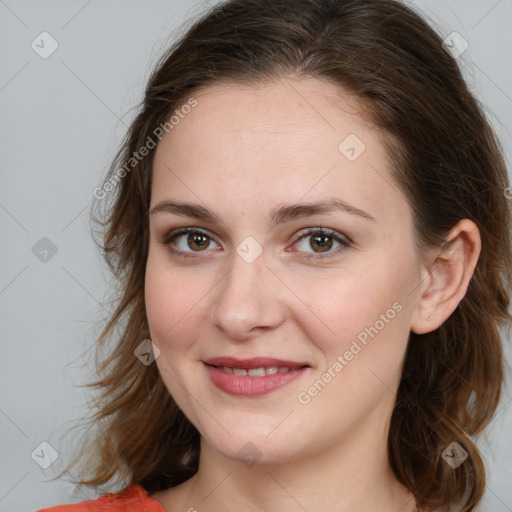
[210,248,285,338]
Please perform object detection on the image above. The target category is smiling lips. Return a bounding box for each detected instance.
[203,356,310,396]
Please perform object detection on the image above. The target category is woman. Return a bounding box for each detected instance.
[38,0,512,511]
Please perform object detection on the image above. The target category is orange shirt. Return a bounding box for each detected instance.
[36,485,166,511]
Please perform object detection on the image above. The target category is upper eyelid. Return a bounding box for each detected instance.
[166,227,220,244]
[291,227,351,243]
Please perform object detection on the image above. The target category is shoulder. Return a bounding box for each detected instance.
[36,485,165,512]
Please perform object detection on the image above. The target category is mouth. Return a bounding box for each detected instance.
[205,365,306,376]
[203,357,311,396]
[204,356,309,374]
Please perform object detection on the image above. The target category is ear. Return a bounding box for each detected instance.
[411,219,481,335]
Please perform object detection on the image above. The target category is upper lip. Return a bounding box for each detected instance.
[204,356,310,370]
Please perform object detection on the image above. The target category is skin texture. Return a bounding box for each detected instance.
[144,77,481,512]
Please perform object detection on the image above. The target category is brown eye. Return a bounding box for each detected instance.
[309,233,334,252]
[186,233,210,251]
[162,228,221,258]
[291,228,351,260]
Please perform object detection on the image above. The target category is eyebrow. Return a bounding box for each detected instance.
[149,198,376,226]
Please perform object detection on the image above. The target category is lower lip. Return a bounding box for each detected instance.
[204,364,309,396]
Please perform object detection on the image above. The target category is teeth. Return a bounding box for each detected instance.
[248,367,266,376]
[220,366,292,376]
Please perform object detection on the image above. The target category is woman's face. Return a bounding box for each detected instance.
[145,77,424,465]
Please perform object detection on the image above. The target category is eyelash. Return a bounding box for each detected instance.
[160,226,352,260]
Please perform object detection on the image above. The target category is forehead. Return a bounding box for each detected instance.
[177,77,374,143]
[150,77,409,229]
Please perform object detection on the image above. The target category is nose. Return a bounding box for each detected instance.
[210,250,287,340]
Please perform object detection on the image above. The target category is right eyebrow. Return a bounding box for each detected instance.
[149,201,221,223]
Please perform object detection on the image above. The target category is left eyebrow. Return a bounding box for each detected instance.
[148,198,376,226]
[268,198,376,226]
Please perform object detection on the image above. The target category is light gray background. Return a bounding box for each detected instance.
[1,1,511,511]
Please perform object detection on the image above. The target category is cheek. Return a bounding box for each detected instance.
[144,253,217,352]
[293,269,412,416]
[301,271,388,332]
[294,257,413,357]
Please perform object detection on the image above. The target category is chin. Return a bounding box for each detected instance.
[202,425,313,468]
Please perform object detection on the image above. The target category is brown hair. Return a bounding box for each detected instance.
[57,1,512,510]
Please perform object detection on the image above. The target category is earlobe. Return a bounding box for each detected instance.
[411,219,481,335]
